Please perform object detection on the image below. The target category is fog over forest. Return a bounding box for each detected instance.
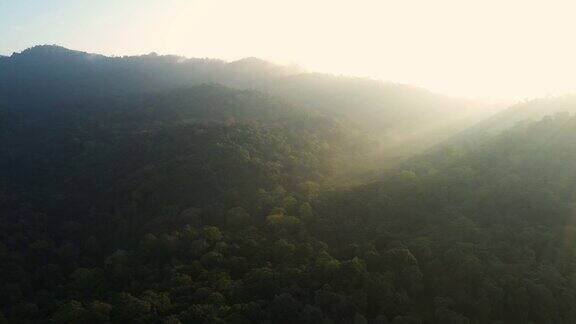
[1,44,576,323]
[3,1,576,323]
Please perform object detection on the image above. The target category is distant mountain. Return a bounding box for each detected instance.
[2,45,576,323]
[449,95,576,146]
[0,45,300,109]
[259,73,492,151]
[0,45,495,172]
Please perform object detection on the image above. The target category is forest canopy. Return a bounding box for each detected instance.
[1,46,576,323]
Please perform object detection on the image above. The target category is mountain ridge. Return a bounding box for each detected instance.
[2,44,576,323]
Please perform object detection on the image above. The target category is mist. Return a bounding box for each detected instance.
[3,0,576,100]
[3,1,576,323]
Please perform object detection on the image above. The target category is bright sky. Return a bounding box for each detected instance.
[2,0,576,100]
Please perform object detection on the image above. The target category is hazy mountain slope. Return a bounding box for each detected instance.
[313,112,576,323]
[0,45,300,109]
[258,73,498,170]
[0,84,363,322]
[449,95,576,147]
[4,45,558,323]
[1,87,571,322]
[0,45,496,167]
[0,45,501,197]
[261,73,479,131]
[0,84,348,214]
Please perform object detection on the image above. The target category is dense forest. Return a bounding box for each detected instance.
[1,46,575,323]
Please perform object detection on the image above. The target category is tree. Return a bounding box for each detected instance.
[51,300,85,324]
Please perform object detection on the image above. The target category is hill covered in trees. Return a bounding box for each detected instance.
[0,46,493,174]
[451,95,576,146]
[0,81,362,322]
[0,45,298,109]
[314,112,576,323]
[1,46,576,323]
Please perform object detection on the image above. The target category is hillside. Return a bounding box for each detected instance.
[0,46,494,173]
[3,46,573,323]
[313,113,576,322]
[0,45,299,109]
[0,84,359,323]
[450,95,576,147]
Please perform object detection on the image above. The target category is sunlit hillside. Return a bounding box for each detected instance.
[3,1,576,323]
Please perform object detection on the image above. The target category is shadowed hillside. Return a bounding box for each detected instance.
[8,46,576,323]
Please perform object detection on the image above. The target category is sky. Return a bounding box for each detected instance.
[1,0,576,100]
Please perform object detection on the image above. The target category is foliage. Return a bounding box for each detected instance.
[2,46,576,323]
